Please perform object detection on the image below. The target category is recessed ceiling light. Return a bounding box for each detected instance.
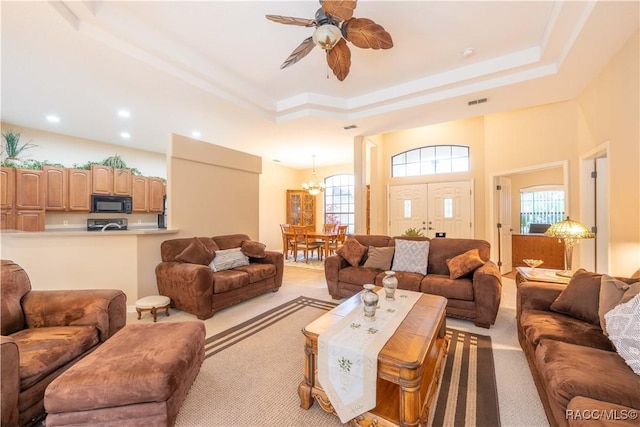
[118,110,130,118]
[191,131,201,138]
[120,132,131,139]
[46,115,60,123]
[462,48,475,58]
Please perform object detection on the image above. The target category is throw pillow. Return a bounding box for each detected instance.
[241,240,267,258]
[604,293,640,375]
[209,248,250,272]
[337,236,368,267]
[550,269,601,325]
[362,246,395,270]
[599,274,640,333]
[173,237,215,265]
[391,239,430,275]
[446,248,485,279]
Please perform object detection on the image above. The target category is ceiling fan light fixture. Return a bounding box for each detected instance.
[312,24,342,50]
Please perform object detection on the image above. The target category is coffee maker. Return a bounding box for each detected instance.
[157,196,167,229]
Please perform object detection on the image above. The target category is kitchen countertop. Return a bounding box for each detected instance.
[1,228,180,237]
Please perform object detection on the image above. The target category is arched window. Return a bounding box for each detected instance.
[391,145,469,177]
[520,186,565,233]
[324,174,354,234]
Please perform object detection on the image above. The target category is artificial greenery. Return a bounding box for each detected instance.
[2,130,37,159]
[402,227,425,237]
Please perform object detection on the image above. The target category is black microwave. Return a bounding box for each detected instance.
[91,194,132,214]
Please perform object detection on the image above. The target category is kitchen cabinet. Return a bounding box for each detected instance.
[1,167,16,229]
[0,168,45,231]
[43,166,91,212]
[132,177,165,213]
[511,234,565,270]
[91,165,131,196]
[286,190,315,227]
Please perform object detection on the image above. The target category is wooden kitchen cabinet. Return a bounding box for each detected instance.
[131,176,149,212]
[148,178,165,213]
[43,166,91,212]
[91,165,131,196]
[15,210,45,232]
[286,190,315,227]
[1,167,16,229]
[511,234,565,270]
[15,169,45,211]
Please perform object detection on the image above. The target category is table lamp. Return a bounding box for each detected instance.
[544,216,595,277]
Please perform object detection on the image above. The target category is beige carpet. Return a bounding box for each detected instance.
[175,296,499,427]
[127,266,548,426]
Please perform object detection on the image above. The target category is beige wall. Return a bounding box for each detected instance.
[577,30,640,274]
[259,160,299,251]
[506,168,564,232]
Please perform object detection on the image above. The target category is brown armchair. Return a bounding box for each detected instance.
[1,260,126,426]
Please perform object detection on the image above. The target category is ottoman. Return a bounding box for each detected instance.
[44,322,205,426]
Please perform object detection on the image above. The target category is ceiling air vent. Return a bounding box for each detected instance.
[468,98,488,106]
[343,124,357,130]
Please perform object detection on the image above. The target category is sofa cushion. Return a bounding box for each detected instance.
[421,275,474,301]
[209,248,250,272]
[550,269,602,325]
[519,310,614,351]
[337,236,368,267]
[160,237,219,262]
[446,248,485,279]
[362,246,394,270]
[234,263,276,283]
[428,238,490,276]
[391,239,430,275]
[241,240,267,259]
[605,293,640,375]
[339,266,380,286]
[13,326,100,389]
[535,340,640,412]
[386,271,422,292]
[173,237,215,265]
[599,274,640,333]
[212,270,250,294]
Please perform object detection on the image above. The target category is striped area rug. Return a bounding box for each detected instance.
[176,296,499,426]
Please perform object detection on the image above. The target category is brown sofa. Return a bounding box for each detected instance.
[156,234,284,320]
[517,271,640,427]
[0,260,127,427]
[324,235,502,328]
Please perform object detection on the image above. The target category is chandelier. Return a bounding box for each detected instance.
[302,155,324,196]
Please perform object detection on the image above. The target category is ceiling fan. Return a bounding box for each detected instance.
[266,0,393,81]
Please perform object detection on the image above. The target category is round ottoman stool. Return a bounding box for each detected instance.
[135,295,171,322]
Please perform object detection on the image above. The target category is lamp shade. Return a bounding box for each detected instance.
[312,24,342,50]
[544,217,595,240]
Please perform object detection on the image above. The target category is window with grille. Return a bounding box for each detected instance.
[520,187,565,233]
[391,145,469,177]
[324,174,354,234]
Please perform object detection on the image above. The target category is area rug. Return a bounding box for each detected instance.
[175,296,499,427]
[283,255,325,270]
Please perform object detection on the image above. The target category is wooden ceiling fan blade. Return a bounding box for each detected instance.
[266,15,315,27]
[280,37,316,69]
[327,39,351,81]
[344,17,393,49]
[321,0,357,22]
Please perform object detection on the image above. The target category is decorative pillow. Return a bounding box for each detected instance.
[209,248,250,272]
[337,237,368,267]
[362,246,395,270]
[604,293,640,375]
[391,239,430,275]
[173,237,215,265]
[446,248,485,279]
[599,275,640,333]
[550,269,601,325]
[241,240,267,258]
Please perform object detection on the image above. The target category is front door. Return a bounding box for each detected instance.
[388,184,428,237]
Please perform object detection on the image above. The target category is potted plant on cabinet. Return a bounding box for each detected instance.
[1,130,37,167]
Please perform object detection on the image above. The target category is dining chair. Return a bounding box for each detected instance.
[291,225,322,263]
[280,224,295,258]
[323,223,338,234]
[326,225,348,256]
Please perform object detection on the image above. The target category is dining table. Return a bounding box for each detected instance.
[283,230,338,261]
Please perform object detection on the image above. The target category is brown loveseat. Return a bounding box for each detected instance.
[324,235,502,328]
[517,270,640,427]
[156,234,284,320]
[1,260,127,427]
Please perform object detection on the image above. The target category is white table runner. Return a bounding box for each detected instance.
[317,288,421,423]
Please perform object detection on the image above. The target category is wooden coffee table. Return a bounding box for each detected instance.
[298,291,448,427]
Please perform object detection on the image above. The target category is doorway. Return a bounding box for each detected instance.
[581,144,610,273]
[388,180,473,238]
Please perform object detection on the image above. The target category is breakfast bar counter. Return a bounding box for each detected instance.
[1,228,179,237]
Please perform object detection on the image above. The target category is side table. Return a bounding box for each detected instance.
[136,295,171,322]
[515,266,570,288]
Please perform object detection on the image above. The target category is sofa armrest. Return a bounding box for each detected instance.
[252,250,284,286]
[517,281,564,318]
[472,261,503,327]
[155,261,214,320]
[324,255,349,297]
[1,336,19,427]
[22,289,126,342]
